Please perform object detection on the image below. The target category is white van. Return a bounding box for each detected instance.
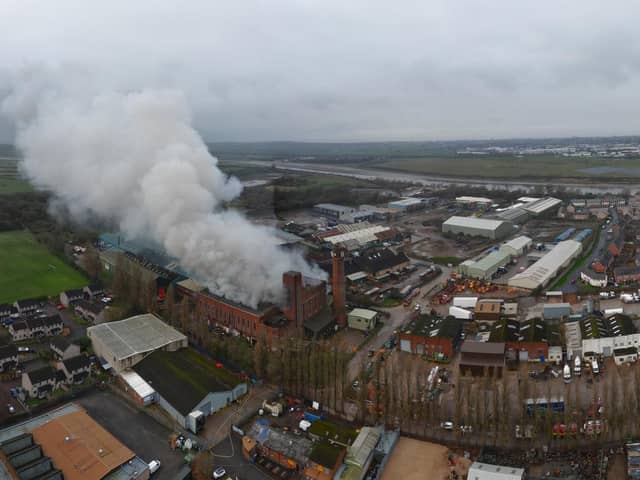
[148,460,161,475]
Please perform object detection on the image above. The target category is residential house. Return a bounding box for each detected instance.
[59,288,84,308]
[0,304,12,321]
[22,367,59,399]
[581,270,608,288]
[83,284,104,299]
[0,345,18,373]
[50,337,81,360]
[8,315,63,342]
[614,266,640,284]
[59,356,92,384]
[74,300,106,324]
[614,347,638,366]
[13,298,40,315]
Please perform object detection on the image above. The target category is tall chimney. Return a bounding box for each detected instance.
[332,246,347,327]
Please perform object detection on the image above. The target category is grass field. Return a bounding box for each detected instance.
[0,230,88,303]
[372,156,640,179]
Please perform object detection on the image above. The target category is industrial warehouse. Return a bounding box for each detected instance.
[508,240,583,290]
[442,216,513,239]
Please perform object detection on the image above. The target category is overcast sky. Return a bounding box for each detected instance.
[2,0,640,142]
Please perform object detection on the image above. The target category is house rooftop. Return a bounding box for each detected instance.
[62,355,92,372]
[26,366,57,384]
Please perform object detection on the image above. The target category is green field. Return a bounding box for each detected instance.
[372,156,640,179]
[0,230,88,303]
[0,178,33,194]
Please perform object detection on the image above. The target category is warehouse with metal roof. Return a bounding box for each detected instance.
[324,225,390,247]
[442,216,513,240]
[500,235,532,256]
[458,249,512,280]
[87,314,187,372]
[508,240,582,290]
[522,197,562,216]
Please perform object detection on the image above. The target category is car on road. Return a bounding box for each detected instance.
[440,421,454,430]
[17,346,30,353]
[148,460,161,475]
[212,467,226,479]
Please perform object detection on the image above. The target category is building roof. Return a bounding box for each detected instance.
[475,301,502,315]
[470,249,512,273]
[354,248,409,274]
[26,315,63,331]
[308,442,343,469]
[119,370,156,399]
[614,265,640,276]
[51,336,71,352]
[0,303,12,313]
[614,346,638,356]
[456,196,492,204]
[0,344,17,360]
[15,298,40,309]
[133,348,240,416]
[247,420,312,465]
[348,308,378,321]
[176,278,205,293]
[460,342,505,355]
[62,288,84,299]
[468,461,524,480]
[502,235,532,252]
[324,225,390,246]
[345,426,381,469]
[495,207,529,223]
[402,315,461,339]
[32,410,134,480]
[87,314,186,362]
[388,198,424,208]
[314,203,353,213]
[490,319,520,342]
[75,299,105,315]
[522,197,562,214]
[519,318,561,344]
[508,240,582,289]
[27,366,57,384]
[444,216,507,231]
[62,355,92,372]
[85,284,104,294]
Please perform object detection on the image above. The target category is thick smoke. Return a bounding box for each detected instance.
[2,81,325,307]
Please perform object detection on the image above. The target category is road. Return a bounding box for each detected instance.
[560,207,616,292]
[210,434,269,480]
[346,266,450,382]
[242,160,638,195]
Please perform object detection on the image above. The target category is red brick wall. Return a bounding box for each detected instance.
[197,293,273,339]
[399,333,454,357]
[505,341,548,361]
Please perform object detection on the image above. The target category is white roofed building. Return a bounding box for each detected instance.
[500,235,532,256]
[508,240,582,290]
[522,197,562,216]
[87,313,187,372]
[443,216,512,240]
[468,461,525,480]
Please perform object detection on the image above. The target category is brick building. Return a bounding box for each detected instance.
[197,271,328,341]
[398,315,462,361]
[614,265,640,284]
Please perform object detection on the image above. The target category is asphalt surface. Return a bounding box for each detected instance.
[561,207,616,292]
[211,433,270,480]
[77,390,185,480]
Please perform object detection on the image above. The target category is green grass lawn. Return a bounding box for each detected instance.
[0,178,33,194]
[0,230,88,303]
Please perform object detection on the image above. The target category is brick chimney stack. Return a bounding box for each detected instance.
[332,246,347,327]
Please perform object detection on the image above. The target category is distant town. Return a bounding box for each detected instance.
[2,150,640,479]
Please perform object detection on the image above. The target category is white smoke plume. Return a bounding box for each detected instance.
[2,75,325,307]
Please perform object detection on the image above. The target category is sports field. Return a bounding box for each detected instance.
[0,230,87,303]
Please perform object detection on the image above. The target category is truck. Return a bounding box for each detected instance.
[573,356,581,376]
[186,411,205,433]
[563,364,571,383]
[592,359,600,375]
[621,293,634,303]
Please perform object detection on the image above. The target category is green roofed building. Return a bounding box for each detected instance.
[133,348,247,430]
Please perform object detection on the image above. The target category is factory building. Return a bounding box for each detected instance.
[87,314,187,373]
[500,235,532,256]
[313,203,357,221]
[398,315,462,361]
[442,216,512,240]
[508,240,582,290]
[522,197,562,217]
[455,196,493,209]
[457,249,512,280]
[467,462,524,480]
[387,197,425,212]
[494,207,530,224]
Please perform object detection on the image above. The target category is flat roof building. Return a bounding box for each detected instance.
[467,461,525,480]
[508,240,582,290]
[443,216,512,240]
[347,308,379,332]
[87,314,187,372]
[458,249,512,280]
[387,198,425,211]
[313,204,357,221]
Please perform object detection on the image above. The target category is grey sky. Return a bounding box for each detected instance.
[2,0,640,142]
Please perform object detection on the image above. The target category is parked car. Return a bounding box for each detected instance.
[7,405,15,415]
[212,467,227,479]
[17,346,30,353]
[148,460,161,475]
[440,421,454,430]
